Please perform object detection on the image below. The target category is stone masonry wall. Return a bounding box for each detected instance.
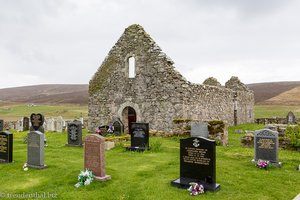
[88,24,254,133]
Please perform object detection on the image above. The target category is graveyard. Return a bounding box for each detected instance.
[0,121,300,199]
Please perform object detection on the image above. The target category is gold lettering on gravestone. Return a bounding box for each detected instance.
[0,135,8,153]
[183,147,210,165]
[258,138,275,149]
[32,115,41,126]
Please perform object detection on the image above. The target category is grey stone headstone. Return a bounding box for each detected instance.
[23,117,30,131]
[254,129,279,164]
[191,122,209,138]
[113,119,124,136]
[27,131,47,169]
[55,116,64,133]
[287,111,296,124]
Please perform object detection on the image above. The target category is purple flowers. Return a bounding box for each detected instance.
[256,160,269,169]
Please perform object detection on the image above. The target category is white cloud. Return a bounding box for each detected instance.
[0,0,300,89]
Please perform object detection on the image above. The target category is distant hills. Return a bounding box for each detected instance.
[0,84,88,105]
[0,81,299,105]
[247,81,300,105]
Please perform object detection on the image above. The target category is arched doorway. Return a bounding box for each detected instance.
[122,106,136,133]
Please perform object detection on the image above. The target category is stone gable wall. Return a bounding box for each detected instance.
[88,24,254,133]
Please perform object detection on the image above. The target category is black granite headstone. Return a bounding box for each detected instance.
[0,131,13,163]
[30,113,45,132]
[66,121,82,147]
[127,123,149,151]
[254,129,280,166]
[23,117,30,131]
[113,119,124,136]
[0,120,3,131]
[171,137,220,192]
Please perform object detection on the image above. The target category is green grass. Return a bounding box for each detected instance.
[0,104,87,121]
[254,105,300,118]
[1,125,300,200]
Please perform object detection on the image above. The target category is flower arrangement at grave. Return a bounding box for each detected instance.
[187,182,205,196]
[23,163,28,171]
[74,169,94,188]
[256,159,269,169]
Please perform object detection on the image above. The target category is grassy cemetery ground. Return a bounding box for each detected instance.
[254,105,300,118]
[1,124,300,200]
[0,104,87,121]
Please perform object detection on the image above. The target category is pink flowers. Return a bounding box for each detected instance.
[256,160,269,169]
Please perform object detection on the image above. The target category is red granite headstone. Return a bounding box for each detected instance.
[84,134,111,181]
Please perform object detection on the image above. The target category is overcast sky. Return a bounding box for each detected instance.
[0,0,299,89]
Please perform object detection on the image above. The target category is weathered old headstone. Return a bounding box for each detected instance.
[30,113,45,133]
[171,137,220,191]
[27,131,47,169]
[253,129,281,167]
[287,111,296,124]
[0,131,13,163]
[113,119,124,136]
[23,117,30,131]
[55,116,64,133]
[191,122,209,138]
[0,120,3,131]
[84,134,111,181]
[127,123,149,151]
[16,118,23,132]
[66,121,82,147]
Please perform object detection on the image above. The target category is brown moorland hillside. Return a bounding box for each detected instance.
[1,81,300,106]
[0,84,88,105]
[247,81,300,104]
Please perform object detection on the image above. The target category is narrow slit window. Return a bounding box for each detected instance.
[128,56,135,78]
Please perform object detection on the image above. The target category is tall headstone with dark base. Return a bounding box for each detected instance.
[0,131,13,163]
[287,111,296,124]
[191,122,209,138]
[30,113,45,133]
[127,123,149,151]
[171,137,220,192]
[84,134,111,181]
[0,120,3,131]
[27,131,47,169]
[113,119,124,136]
[66,121,82,147]
[23,117,30,131]
[253,129,281,167]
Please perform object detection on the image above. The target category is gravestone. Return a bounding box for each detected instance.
[23,117,30,131]
[46,118,55,132]
[0,120,3,131]
[27,131,47,169]
[0,131,13,163]
[287,111,296,124]
[127,123,149,151]
[171,137,220,192]
[253,129,281,167]
[66,121,82,147]
[16,118,23,132]
[84,134,111,181]
[30,113,45,133]
[113,119,124,136]
[191,122,209,138]
[55,116,64,133]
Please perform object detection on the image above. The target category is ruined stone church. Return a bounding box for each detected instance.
[88,24,254,133]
